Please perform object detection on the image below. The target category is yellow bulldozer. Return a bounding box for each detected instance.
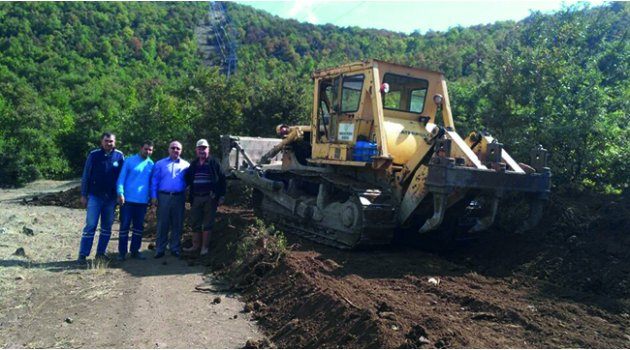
[222,60,551,249]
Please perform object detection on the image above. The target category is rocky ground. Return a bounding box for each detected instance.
[2,180,629,348]
[0,180,261,349]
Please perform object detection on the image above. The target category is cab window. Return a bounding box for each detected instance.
[340,74,364,113]
[382,74,428,113]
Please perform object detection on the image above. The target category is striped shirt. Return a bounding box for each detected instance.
[192,161,213,196]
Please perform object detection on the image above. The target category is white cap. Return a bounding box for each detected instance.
[196,139,209,148]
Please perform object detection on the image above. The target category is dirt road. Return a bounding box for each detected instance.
[0,181,261,348]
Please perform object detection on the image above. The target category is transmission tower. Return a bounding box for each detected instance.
[208,1,238,78]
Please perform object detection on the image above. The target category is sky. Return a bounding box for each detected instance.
[236,0,607,34]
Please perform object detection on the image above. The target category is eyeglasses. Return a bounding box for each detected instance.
[170,147,181,150]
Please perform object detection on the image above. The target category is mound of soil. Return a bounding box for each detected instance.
[29,187,171,240]
[27,186,83,208]
[208,185,629,348]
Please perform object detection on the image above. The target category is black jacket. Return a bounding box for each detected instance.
[184,156,226,203]
[81,148,125,199]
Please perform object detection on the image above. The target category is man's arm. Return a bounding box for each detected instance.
[116,157,129,204]
[215,159,227,205]
[150,161,160,201]
[80,151,94,206]
[147,162,155,205]
[184,161,193,187]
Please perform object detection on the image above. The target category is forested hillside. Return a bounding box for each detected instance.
[0,2,627,192]
[226,2,629,192]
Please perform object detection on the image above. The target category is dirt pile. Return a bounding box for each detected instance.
[30,186,161,238]
[202,192,288,291]
[27,186,83,208]
[206,185,629,348]
[456,190,630,311]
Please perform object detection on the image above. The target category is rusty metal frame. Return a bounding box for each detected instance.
[425,163,551,196]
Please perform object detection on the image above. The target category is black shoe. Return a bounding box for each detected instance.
[77,255,87,264]
[154,252,165,259]
[171,251,181,258]
[117,253,126,261]
[130,252,146,260]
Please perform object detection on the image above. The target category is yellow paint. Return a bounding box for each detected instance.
[399,165,429,224]
[383,117,429,164]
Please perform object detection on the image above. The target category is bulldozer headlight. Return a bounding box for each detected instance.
[276,124,290,136]
[433,94,443,106]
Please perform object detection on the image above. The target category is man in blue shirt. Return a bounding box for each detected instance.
[78,132,125,263]
[116,140,155,261]
[151,140,190,258]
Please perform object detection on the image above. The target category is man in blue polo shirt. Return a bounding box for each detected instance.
[116,140,155,261]
[151,140,190,259]
[78,132,125,263]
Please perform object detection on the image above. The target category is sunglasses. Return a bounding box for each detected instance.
[170,147,181,150]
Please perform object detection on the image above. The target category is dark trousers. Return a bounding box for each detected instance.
[156,192,185,254]
[118,202,148,256]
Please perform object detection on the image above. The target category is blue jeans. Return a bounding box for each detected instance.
[118,202,148,256]
[79,195,116,257]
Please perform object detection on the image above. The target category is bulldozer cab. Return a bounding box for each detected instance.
[310,60,450,167]
[315,73,365,142]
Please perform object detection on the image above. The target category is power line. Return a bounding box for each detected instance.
[329,2,366,25]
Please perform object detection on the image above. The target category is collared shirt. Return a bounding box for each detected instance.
[81,148,125,199]
[116,154,154,204]
[150,157,190,199]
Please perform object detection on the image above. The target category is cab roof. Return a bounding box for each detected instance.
[312,59,444,79]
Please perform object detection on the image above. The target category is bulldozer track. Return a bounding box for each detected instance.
[256,171,397,249]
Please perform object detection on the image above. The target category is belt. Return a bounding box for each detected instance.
[159,191,184,196]
[193,192,213,197]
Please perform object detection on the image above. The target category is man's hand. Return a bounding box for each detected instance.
[118,194,125,205]
[80,196,87,208]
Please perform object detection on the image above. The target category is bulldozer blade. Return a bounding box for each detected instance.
[419,193,448,234]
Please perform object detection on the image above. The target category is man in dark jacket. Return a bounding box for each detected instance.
[78,132,124,262]
[183,138,226,256]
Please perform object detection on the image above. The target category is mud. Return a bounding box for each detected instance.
[222,188,628,348]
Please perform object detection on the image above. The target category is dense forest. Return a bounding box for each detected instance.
[0,2,627,193]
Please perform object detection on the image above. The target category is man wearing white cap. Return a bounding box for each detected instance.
[184,138,226,256]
